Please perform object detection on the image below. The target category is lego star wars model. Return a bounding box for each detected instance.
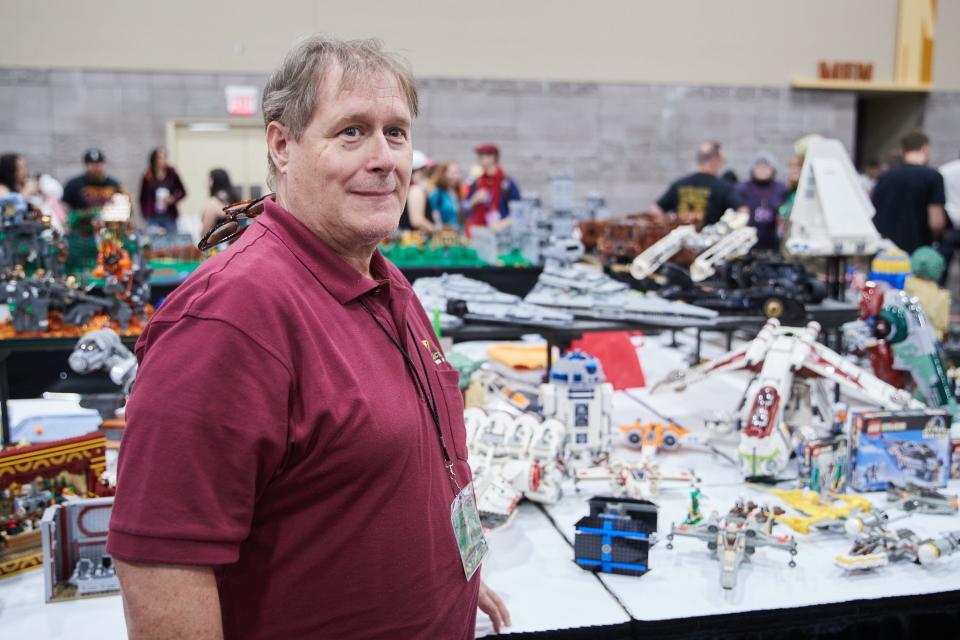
[653,318,922,477]
[886,482,959,515]
[541,351,614,460]
[785,137,885,256]
[69,328,138,395]
[464,408,567,529]
[524,239,719,325]
[845,281,957,418]
[630,209,757,282]
[654,256,827,323]
[413,273,574,329]
[835,525,960,572]
[574,497,658,577]
[761,488,872,535]
[666,499,798,590]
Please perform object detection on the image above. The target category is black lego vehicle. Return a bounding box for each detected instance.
[655,255,827,324]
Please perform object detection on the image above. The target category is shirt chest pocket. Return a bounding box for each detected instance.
[432,369,469,462]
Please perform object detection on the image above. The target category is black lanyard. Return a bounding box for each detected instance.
[357,298,461,493]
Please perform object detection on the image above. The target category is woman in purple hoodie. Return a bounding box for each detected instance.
[736,152,787,252]
[138,146,186,233]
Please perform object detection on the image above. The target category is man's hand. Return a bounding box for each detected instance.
[478,580,511,634]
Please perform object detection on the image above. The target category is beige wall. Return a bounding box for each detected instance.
[8,0,958,89]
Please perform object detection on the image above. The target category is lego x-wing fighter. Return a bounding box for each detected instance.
[666,499,798,590]
[653,319,922,478]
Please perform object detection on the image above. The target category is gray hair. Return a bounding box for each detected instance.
[261,36,419,183]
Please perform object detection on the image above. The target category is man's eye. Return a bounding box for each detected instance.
[342,127,361,138]
[387,128,407,140]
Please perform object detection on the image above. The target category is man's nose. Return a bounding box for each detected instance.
[366,132,397,174]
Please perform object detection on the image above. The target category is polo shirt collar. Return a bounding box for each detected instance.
[256,197,409,306]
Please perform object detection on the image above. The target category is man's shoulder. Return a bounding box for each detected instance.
[153,225,301,324]
[63,175,84,190]
[677,172,715,187]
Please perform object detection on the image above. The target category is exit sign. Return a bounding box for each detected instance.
[225,85,259,116]
[817,61,874,81]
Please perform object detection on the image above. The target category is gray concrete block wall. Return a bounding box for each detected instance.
[926,92,960,167]
[1,66,935,218]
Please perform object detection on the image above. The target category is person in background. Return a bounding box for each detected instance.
[429,161,464,232]
[721,169,739,184]
[651,141,744,228]
[858,158,884,196]
[0,153,28,195]
[400,149,437,232]
[62,148,123,211]
[139,147,187,234]
[940,150,960,230]
[34,174,68,231]
[736,152,787,252]
[199,168,239,238]
[465,143,520,234]
[872,130,947,263]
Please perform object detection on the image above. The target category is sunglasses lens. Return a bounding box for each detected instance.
[205,221,240,247]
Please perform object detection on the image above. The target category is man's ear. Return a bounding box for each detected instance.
[266,121,291,176]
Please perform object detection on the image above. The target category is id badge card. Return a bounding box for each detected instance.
[450,481,488,580]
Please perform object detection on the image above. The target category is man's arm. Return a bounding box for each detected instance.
[116,559,223,640]
[654,183,677,214]
[929,204,947,236]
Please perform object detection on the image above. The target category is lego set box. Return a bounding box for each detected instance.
[574,496,657,577]
[952,440,960,480]
[798,437,849,494]
[849,409,952,492]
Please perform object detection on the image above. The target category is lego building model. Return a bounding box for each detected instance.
[666,498,798,590]
[785,137,885,257]
[0,433,111,579]
[413,273,574,329]
[591,212,681,265]
[40,496,117,602]
[629,209,757,282]
[0,192,67,278]
[524,239,718,325]
[845,281,957,418]
[653,319,922,478]
[0,194,152,338]
[574,497,658,577]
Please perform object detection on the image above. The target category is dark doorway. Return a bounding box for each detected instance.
[854,93,927,170]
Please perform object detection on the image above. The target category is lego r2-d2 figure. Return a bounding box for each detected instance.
[541,351,614,462]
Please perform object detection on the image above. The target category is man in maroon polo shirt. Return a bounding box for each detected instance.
[107,37,510,639]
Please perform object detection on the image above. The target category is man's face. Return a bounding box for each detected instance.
[282,68,413,247]
[478,153,498,173]
[86,162,106,181]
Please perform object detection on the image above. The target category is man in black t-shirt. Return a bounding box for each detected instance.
[652,141,745,228]
[872,130,947,255]
[62,148,124,211]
